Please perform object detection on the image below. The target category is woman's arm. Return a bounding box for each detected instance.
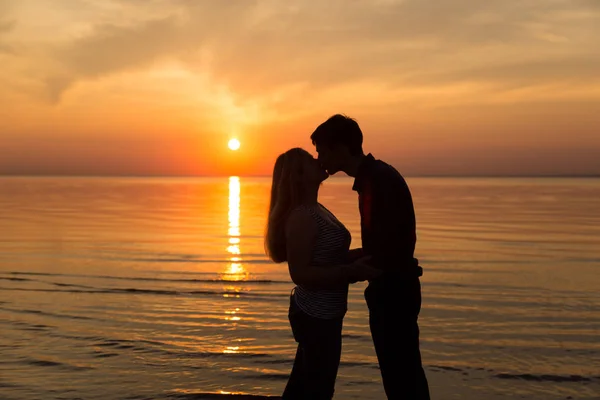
[285,209,378,289]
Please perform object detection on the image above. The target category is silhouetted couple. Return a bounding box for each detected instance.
[265,115,430,399]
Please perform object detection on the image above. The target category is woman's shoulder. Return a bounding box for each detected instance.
[288,204,318,222]
[285,206,318,235]
[291,203,319,215]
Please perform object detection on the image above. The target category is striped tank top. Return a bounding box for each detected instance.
[293,204,351,319]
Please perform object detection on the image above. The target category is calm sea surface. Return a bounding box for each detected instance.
[0,177,599,400]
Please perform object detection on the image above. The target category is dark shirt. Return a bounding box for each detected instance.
[352,154,422,277]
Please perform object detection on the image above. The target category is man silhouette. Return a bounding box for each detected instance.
[311,114,431,399]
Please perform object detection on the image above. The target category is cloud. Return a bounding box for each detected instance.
[177,0,600,103]
[3,0,600,107]
[45,16,185,100]
[0,19,16,54]
[408,55,600,87]
[0,19,15,33]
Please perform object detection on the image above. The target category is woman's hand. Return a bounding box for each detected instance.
[343,256,382,283]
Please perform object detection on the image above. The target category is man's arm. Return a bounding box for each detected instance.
[346,248,364,262]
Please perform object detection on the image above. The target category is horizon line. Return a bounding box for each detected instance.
[1,174,599,179]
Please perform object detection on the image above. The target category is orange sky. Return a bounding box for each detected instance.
[1,0,599,176]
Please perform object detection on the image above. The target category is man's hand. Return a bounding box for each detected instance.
[343,256,382,283]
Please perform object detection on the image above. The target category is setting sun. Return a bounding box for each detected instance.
[228,138,241,151]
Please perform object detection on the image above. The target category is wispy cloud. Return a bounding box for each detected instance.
[1,0,594,105]
[46,16,184,101]
[0,0,596,112]
[0,19,16,54]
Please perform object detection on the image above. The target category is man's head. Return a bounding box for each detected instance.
[310,114,364,175]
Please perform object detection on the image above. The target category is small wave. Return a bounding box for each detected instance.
[345,380,374,386]
[424,259,535,265]
[117,288,180,295]
[262,359,375,369]
[25,358,93,371]
[0,287,97,294]
[430,364,464,372]
[90,339,274,361]
[340,360,375,368]
[0,277,31,282]
[494,373,593,382]
[341,334,363,339]
[52,282,95,289]
[50,333,106,342]
[8,272,56,277]
[167,393,281,399]
[25,337,159,355]
[259,359,291,365]
[7,271,287,284]
[238,373,288,381]
[95,339,135,347]
[92,339,148,352]
[163,350,272,360]
[120,278,282,284]
[93,352,119,358]
[0,307,95,321]
[130,258,272,265]
[29,360,62,367]
[9,321,53,332]
[261,357,373,368]
[341,333,371,342]
[110,288,285,298]
[91,340,278,361]
[0,286,287,299]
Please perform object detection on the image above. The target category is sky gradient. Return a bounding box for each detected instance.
[1,0,599,176]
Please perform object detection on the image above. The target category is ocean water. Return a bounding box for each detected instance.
[0,176,599,400]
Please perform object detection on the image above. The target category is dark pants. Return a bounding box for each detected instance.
[365,277,431,400]
[282,294,343,400]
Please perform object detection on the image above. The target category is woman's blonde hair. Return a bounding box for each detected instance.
[265,148,312,263]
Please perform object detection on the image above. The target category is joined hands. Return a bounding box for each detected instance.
[343,255,382,283]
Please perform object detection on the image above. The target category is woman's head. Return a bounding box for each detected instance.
[265,148,327,262]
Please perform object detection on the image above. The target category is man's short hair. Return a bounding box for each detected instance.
[310,114,363,156]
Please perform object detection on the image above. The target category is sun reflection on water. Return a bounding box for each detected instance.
[222,176,246,347]
[223,346,240,354]
[223,176,248,281]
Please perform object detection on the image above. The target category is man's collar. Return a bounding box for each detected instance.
[352,153,375,192]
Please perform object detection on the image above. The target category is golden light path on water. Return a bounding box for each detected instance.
[225,176,246,281]
[223,176,246,355]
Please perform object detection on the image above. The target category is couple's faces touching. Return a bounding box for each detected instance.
[314,143,350,176]
[299,151,329,186]
[295,143,351,188]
